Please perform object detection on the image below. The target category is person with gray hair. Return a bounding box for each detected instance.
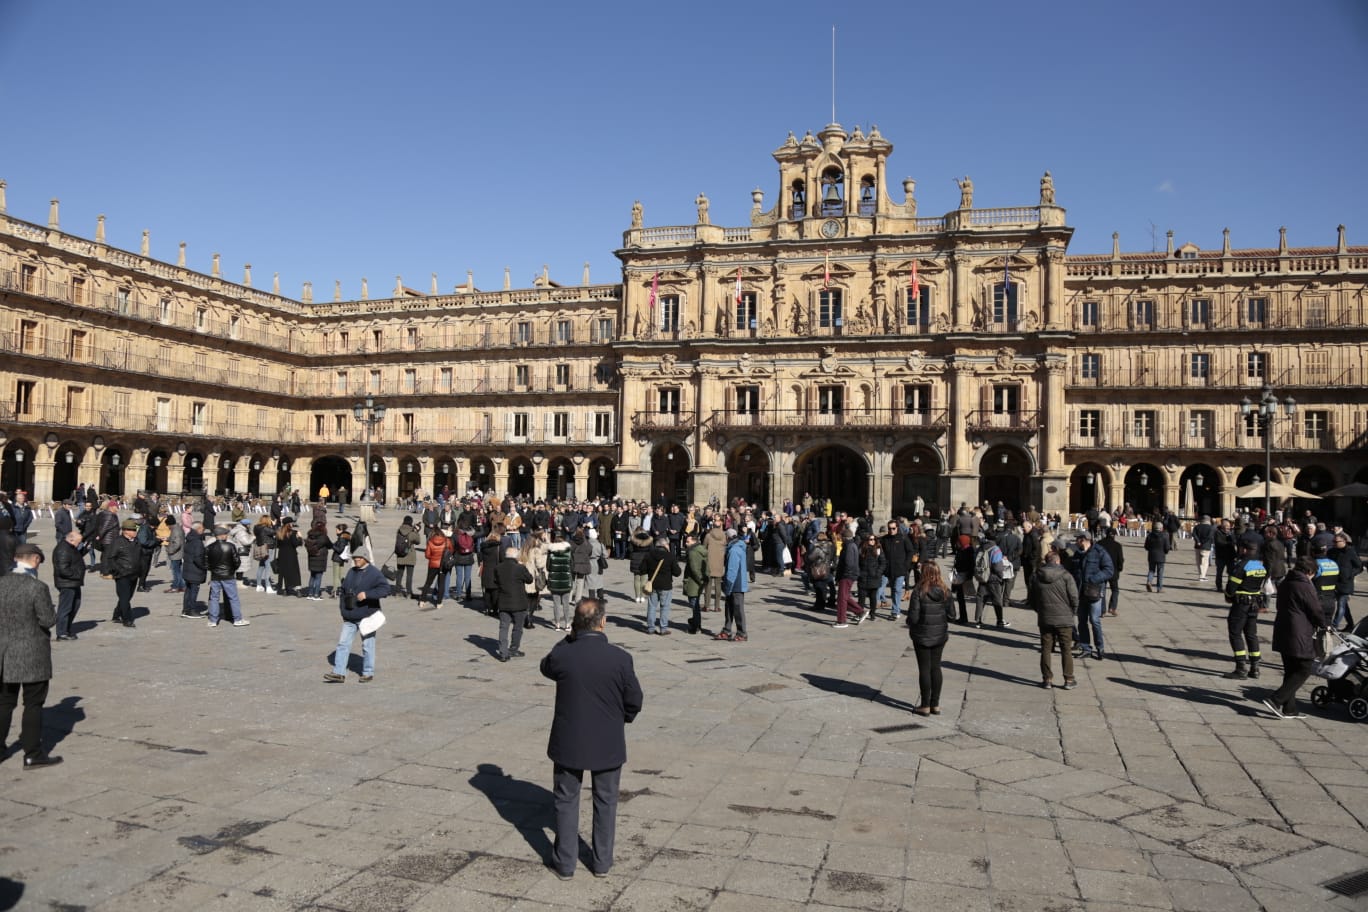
[324,543,391,683]
[0,543,63,767]
[494,545,534,661]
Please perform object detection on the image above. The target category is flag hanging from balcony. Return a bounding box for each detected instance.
[1003,256,1010,295]
[648,271,659,311]
[734,266,742,305]
[910,259,920,304]
[823,250,830,289]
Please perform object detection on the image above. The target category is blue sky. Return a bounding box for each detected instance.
[2,0,1365,298]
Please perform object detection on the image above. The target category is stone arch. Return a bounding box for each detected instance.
[587,457,616,500]
[650,443,691,507]
[726,442,771,509]
[1179,463,1221,519]
[891,443,941,517]
[547,457,575,502]
[792,442,869,515]
[1124,462,1164,516]
[978,444,1031,516]
[309,456,352,503]
[0,438,36,496]
[508,457,535,498]
[1069,462,1110,515]
[52,440,84,502]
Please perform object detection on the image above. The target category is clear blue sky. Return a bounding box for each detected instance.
[2,0,1365,298]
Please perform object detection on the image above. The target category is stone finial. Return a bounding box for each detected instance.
[243,264,253,287]
[1338,224,1347,253]
[1278,226,1288,254]
[361,277,369,300]
[631,199,642,229]
[0,179,6,213]
[302,281,313,303]
[140,230,149,257]
[541,265,548,284]
[48,198,60,230]
[1111,232,1120,258]
[956,176,973,209]
[212,253,222,277]
[1222,227,1231,255]
[582,262,590,285]
[334,280,341,301]
[177,241,186,267]
[272,272,280,295]
[430,273,438,295]
[96,215,107,244]
[1166,229,1174,257]
[394,275,403,296]
[902,178,916,203]
[751,188,764,211]
[503,267,511,290]
[468,269,475,291]
[1039,171,1055,206]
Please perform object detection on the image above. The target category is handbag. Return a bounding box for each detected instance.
[597,553,609,573]
[252,542,269,562]
[358,610,386,636]
[1261,578,1277,597]
[535,567,548,590]
[1083,582,1103,600]
[949,569,963,587]
[642,559,663,594]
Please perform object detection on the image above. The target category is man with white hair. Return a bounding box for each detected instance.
[494,545,534,661]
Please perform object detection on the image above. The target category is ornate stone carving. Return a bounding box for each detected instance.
[905,350,925,373]
[631,200,642,229]
[995,347,1015,370]
[819,346,839,374]
[1040,171,1055,206]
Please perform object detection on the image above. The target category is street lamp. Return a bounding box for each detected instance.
[1240,385,1296,518]
[353,395,386,498]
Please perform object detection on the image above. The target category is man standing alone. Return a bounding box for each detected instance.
[106,519,141,628]
[52,530,86,640]
[0,544,63,767]
[541,597,643,880]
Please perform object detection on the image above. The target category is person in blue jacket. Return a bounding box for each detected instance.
[324,543,391,683]
[714,529,750,642]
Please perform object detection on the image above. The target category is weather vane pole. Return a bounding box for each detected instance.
[831,25,837,123]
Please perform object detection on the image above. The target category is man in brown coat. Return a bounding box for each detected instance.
[0,543,63,767]
[703,520,728,613]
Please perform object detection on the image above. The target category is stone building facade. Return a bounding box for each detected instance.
[1,125,1366,522]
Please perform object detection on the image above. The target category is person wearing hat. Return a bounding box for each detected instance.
[324,543,391,683]
[206,525,247,628]
[0,543,63,767]
[181,520,209,619]
[106,519,142,628]
[275,517,302,597]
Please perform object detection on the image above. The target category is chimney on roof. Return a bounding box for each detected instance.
[0,180,6,214]
[1111,232,1120,259]
[244,264,252,287]
[1278,226,1288,255]
[1338,224,1347,254]
[431,273,438,295]
[361,277,369,300]
[334,280,341,302]
[394,275,403,297]
[583,262,590,285]
[302,281,313,303]
[212,253,221,277]
[504,267,510,290]
[1222,228,1230,256]
[273,272,280,295]
[1166,230,1174,257]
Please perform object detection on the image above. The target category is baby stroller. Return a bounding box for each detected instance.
[1310,618,1368,721]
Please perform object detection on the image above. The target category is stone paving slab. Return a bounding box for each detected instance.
[2,511,1367,911]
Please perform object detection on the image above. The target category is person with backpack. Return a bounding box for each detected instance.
[449,521,476,603]
[391,516,420,599]
[972,533,1010,629]
[807,531,836,614]
[418,526,454,610]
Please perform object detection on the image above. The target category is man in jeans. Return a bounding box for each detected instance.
[1192,514,1215,583]
[205,526,248,628]
[1071,531,1114,660]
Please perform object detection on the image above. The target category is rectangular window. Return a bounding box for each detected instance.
[195,307,206,331]
[1080,353,1100,381]
[555,364,570,387]
[1305,350,1328,384]
[659,295,680,332]
[993,283,1019,324]
[556,319,572,343]
[1247,351,1267,383]
[315,414,325,436]
[992,385,1020,414]
[735,292,757,331]
[116,288,131,314]
[1188,410,1211,440]
[593,412,613,439]
[194,352,207,373]
[1080,300,1099,327]
[1133,299,1154,328]
[736,385,760,414]
[334,414,346,437]
[20,264,36,293]
[553,412,569,438]
[1190,353,1210,382]
[68,329,88,361]
[440,367,452,391]
[516,321,531,343]
[1189,298,1210,325]
[513,412,529,438]
[817,385,844,414]
[1305,296,1327,328]
[229,315,240,339]
[339,331,350,350]
[15,380,35,416]
[370,370,381,392]
[1247,296,1267,325]
[515,365,530,387]
[1244,412,1264,439]
[159,297,170,322]
[596,317,613,342]
[658,388,680,414]
[372,329,383,350]
[71,277,85,304]
[406,327,418,348]
[335,371,348,394]
[403,368,416,392]
[1078,409,1100,439]
[1304,410,1329,441]
[154,397,169,430]
[115,391,131,416]
[818,290,843,328]
[402,413,415,438]
[1132,410,1154,438]
[905,287,931,329]
[191,402,206,433]
[902,384,932,415]
[18,320,39,353]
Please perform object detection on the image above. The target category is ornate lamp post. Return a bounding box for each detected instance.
[352,396,386,499]
[1240,385,1295,518]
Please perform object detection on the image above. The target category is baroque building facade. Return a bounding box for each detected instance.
[1,125,1366,523]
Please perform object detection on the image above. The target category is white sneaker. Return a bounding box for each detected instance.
[833,622,849,629]
[256,584,265,593]
[232,619,250,627]
[207,620,218,628]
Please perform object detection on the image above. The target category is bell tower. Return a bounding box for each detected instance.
[771,123,893,232]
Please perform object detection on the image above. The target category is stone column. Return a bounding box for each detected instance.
[533,462,549,500]
[32,454,56,503]
[491,464,509,500]
[82,446,102,491]
[949,253,968,329]
[420,461,436,501]
[869,449,891,521]
[1039,355,1067,474]
[947,359,972,474]
[127,451,150,496]
[234,456,250,496]
[698,266,715,337]
[383,457,399,507]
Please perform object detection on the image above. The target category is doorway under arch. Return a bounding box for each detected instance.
[468,458,494,493]
[651,444,691,507]
[1068,463,1108,515]
[1180,463,1221,518]
[587,459,616,500]
[508,458,535,498]
[53,444,82,501]
[793,445,868,515]
[727,444,770,509]
[105,447,130,497]
[1124,462,1163,516]
[979,446,1030,517]
[216,453,237,497]
[1,440,35,496]
[182,453,206,496]
[547,459,576,502]
[310,456,353,503]
[892,445,940,517]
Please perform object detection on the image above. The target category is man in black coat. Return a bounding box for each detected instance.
[0,544,62,767]
[105,520,142,628]
[53,530,86,640]
[540,597,643,880]
[181,521,208,619]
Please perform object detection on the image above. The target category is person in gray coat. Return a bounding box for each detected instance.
[1031,547,1079,689]
[0,543,63,767]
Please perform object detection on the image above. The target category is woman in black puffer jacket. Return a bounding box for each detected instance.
[1266,557,1326,718]
[856,534,887,620]
[479,531,503,615]
[907,562,952,716]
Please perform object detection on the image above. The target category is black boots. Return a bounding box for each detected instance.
[1248,657,1260,679]
[1223,658,1248,680]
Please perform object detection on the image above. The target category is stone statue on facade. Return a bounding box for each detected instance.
[631,199,643,228]
[792,303,809,336]
[1039,171,1055,206]
[957,176,974,209]
[695,192,710,225]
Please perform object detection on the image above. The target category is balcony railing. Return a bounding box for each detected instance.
[1066,424,1348,452]
[703,408,950,433]
[631,411,696,433]
[964,410,1040,432]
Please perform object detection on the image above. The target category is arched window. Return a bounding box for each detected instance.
[858,176,876,215]
[820,167,844,216]
[790,179,806,219]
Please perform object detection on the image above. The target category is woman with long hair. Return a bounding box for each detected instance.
[907,561,952,715]
[275,517,302,597]
[856,534,887,622]
[520,529,547,628]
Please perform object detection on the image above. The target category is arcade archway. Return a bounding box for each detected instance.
[793,444,868,515]
[105,447,130,497]
[468,458,494,493]
[310,456,353,502]
[1068,463,1108,515]
[182,453,206,496]
[727,444,770,509]
[1180,463,1221,518]
[892,444,940,517]
[547,459,576,502]
[508,457,535,498]
[1124,462,1163,516]
[1,440,35,496]
[651,443,692,507]
[979,446,1030,517]
[587,458,616,500]
[53,444,82,501]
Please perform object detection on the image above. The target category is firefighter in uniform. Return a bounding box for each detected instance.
[1311,542,1340,625]
[1222,540,1267,680]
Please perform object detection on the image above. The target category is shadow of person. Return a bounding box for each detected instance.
[44,695,85,751]
[0,877,24,911]
[468,763,555,862]
[464,633,502,659]
[940,660,1036,687]
[1108,676,1262,714]
[326,650,365,674]
[801,673,920,713]
[605,614,647,633]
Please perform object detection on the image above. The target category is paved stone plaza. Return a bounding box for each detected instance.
[2,510,1366,912]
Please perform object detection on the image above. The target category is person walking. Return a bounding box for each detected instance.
[806,531,836,615]
[1099,527,1125,617]
[540,597,643,881]
[906,562,952,715]
[1031,547,1079,689]
[1328,531,1361,632]
[1143,521,1170,592]
[856,534,887,622]
[1222,539,1268,680]
[205,525,248,628]
[1262,556,1326,719]
[832,527,861,629]
[52,529,86,641]
[494,546,534,661]
[0,544,63,768]
[323,544,391,683]
[1192,514,1215,583]
[418,525,453,610]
